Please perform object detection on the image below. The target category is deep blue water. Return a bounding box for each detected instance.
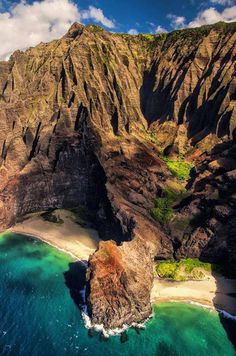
[0,232,235,356]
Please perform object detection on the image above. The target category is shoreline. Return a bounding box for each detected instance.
[151,276,236,317]
[5,212,236,321]
[8,209,100,261]
[8,230,80,261]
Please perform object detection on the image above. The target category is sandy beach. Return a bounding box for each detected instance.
[8,209,100,261]
[151,276,236,316]
[8,211,236,316]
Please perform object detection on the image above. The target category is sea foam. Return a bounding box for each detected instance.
[81,311,152,338]
[79,283,152,337]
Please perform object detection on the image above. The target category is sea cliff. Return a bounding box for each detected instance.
[0,21,235,328]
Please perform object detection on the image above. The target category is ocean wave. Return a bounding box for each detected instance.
[81,298,236,338]
[185,301,236,321]
[218,309,236,321]
[189,301,214,310]
[81,311,153,338]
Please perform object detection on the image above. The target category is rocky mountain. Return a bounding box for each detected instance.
[0,21,235,329]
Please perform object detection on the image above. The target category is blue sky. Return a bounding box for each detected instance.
[70,0,236,33]
[0,0,235,59]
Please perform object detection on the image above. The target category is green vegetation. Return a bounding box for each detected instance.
[156,258,212,281]
[150,187,178,225]
[140,33,167,41]
[158,22,236,52]
[116,33,133,39]
[164,22,236,47]
[140,34,156,41]
[144,130,160,146]
[139,33,168,49]
[41,211,64,225]
[162,156,194,181]
[117,22,236,51]
[144,132,194,182]
[86,24,104,33]
[116,32,167,50]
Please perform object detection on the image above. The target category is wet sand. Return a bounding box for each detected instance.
[9,209,100,261]
[152,276,236,316]
[8,212,236,316]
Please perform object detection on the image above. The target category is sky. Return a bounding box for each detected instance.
[0,0,235,60]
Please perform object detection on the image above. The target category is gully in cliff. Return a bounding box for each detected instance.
[0,19,235,338]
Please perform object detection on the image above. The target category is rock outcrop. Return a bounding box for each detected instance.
[86,239,153,329]
[0,21,235,328]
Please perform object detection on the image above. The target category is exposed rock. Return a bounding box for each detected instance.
[0,21,235,327]
[172,140,236,272]
[86,239,153,329]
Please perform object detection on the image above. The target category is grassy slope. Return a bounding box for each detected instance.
[156,259,212,281]
[161,156,194,181]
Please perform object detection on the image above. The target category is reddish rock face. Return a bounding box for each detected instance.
[86,239,153,329]
[0,22,235,328]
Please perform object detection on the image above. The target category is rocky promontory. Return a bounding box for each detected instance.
[86,239,153,329]
[0,21,235,329]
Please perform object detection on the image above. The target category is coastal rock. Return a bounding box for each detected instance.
[86,239,153,329]
[0,21,235,327]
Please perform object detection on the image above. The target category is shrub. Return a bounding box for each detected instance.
[41,211,64,225]
[161,156,194,181]
[178,258,212,273]
[156,261,177,279]
[150,187,177,225]
[156,258,213,281]
[150,204,173,226]
[164,186,178,201]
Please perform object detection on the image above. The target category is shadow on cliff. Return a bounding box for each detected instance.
[63,260,132,343]
[197,156,236,350]
[173,137,236,350]
[211,269,236,351]
[139,59,195,127]
[139,56,232,143]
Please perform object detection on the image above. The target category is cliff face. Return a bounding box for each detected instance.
[86,239,153,329]
[171,139,236,269]
[0,22,235,328]
[142,27,236,147]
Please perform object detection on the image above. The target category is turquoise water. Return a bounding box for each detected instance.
[0,232,235,356]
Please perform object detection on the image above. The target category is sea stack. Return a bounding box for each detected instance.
[0,21,235,330]
[86,239,153,329]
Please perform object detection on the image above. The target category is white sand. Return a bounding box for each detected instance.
[151,276,236,315]
[8,209,100,261]
[8,211,236,315]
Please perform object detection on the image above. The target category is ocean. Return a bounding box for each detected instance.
[0,232,235,356]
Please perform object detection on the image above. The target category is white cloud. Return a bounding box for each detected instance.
[188,5,236,27]
[155,25,168,33]
[210,0,233,5]
[81,6,115,29]
[147,21,155,27]
[167,14,186,29]
[0,0,115,60]
[146,22,168,34]
[128,28,138,35]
